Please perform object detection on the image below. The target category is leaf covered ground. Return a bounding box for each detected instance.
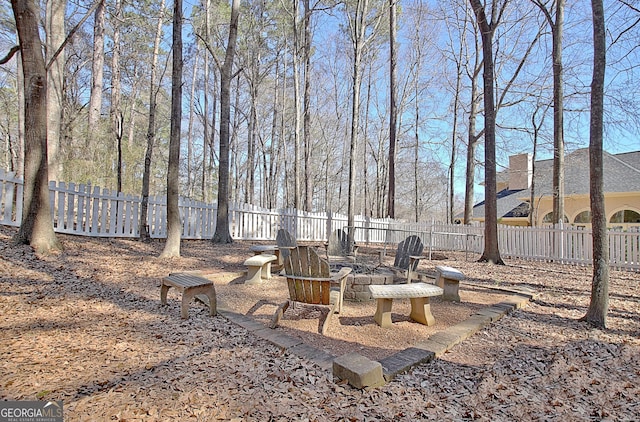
[1,226,639,421]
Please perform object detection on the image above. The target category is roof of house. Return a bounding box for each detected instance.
[471,148,640,219]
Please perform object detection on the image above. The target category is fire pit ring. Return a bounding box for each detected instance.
[330,263,396,302]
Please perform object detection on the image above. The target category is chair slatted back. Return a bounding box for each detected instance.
[276,229,297,259]
[394,235,424,271]
[283,246,332,306]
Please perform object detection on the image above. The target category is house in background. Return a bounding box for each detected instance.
[467,148,640,229]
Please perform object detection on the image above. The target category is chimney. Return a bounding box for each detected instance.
[509,153,532,190]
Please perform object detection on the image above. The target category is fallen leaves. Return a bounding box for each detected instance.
[1,225,639,420]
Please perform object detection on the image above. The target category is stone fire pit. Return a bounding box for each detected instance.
[331,263,396,302]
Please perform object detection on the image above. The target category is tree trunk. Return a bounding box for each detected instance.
[470,0,504,265]
[88,0,105,147]
[15,50,25,177]
[11,0,62,255]
[202,0,210,203]
[581,0,608,328]
[187,52,199,198]
[387,0,397,219]
[346,0,382,250]
[110,0,123,192]
[303,0,313,212]
[246,81,257,204]
[267,49,282,209]
[529,105,546,226]
[463,48,481,225]
[347,2,364,251]
[364,63,373,217]
[292,0,302,211]
[212,0,240,244]
[551,0,565,227]
[414,64,420,223]
[532,0,566,226]
[139,0,165,241]
[449,53,463,224]
[45,0,65,183]
[160,0,183,258]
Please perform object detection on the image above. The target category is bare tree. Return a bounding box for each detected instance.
[212,0,240,244]
[291,0,302,210]
[11,0,62,255]
[88,0,105,147]
[387,0,397,219]
[532,0,565,226]
[110,0,123,193]
[160,0,183,258]
[580,0,608,328]
[528,100,550,226]
[462,4,483,225]
[469,0,507,264]
[345,0,383,251]
[303,0,313,212]
[186,51,199,198]
[440,1,470,224]
[462,0,542,226]
[45,0,65,182]
[140,0,166,241]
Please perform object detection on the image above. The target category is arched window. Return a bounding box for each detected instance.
[574,211,591,224]
[542,213,569,224]
[610,210,640,223]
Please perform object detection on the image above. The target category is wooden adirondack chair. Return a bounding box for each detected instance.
[325,229,358,262]
[390,235,425,283]
[270,246,352,335]
[276,228,297,259]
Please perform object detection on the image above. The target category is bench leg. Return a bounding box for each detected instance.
[160,283,171,305]
[245,266,263,285]
[181,290,194,319]
[206,289,217,316]
[260,262,273,280]
[409,297,435,326]
[195,288,217,316]
[374,298,394,328]
[442,279,461,302]
[181,285,217,319]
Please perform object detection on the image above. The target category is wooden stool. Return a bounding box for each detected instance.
[161,273,217,319]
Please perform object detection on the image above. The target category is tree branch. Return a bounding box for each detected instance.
[46,1,103,71]
[0,45,19,65]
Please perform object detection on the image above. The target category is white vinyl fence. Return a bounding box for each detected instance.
[1,169,638,271]
[0,169,394,241]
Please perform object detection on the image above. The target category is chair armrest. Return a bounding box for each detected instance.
[409,255,425,269]
[330,266,353,281]
[283,267,352,284]
[330,267,351,314]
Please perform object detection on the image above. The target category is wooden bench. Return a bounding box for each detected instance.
[244,254,277,285]
[368,283,443,328]
[435,265,464,302]
[161,273,217,319]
